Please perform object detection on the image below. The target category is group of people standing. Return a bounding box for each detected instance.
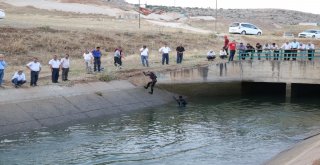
[221,36,316,61]
[0,53,70,88]
[236,39,315,61]
[139,43,186,67]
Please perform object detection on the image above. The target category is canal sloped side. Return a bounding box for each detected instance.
[0,80,173,137]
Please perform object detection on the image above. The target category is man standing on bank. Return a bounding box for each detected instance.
[228,40,237,62]
[143,71,157,94]
[159,43,171,65]
[49,55,61,83]
[176,44,185,64]
[0,54,6,88]
[92,47,102,72]
[140,45,149,67]
[26,57,41,87]
[223,35,229,56]
[60,54,70,81]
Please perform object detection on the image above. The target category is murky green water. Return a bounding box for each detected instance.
[1,97,320,165]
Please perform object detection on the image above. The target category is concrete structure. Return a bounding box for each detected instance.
[266,133,320,165]
[0,80,173,137]
[157,60,320,97]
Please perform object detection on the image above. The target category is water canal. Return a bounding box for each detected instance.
[1,96,320,165]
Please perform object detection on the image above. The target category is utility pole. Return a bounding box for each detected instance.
[215,0,217,32]
[139,0,141,29]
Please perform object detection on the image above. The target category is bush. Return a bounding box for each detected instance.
[99,73,115,82]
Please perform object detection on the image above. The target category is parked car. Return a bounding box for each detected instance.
[0,9,5,19]
[228,22,262,35]
[298,29,320,38]
[283,32,294,38]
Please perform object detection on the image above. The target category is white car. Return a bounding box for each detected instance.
[229,22,262,35]
[0,9,5,19]
[298,29,320,38]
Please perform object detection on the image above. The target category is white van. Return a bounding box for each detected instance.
[0,9,5,19]
[229,22,262,35]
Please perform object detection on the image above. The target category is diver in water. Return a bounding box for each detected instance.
[173,95,187,107]
[143,71,157,94]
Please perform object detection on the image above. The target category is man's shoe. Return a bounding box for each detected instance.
[148,91,153,94]
[144,86,148,89]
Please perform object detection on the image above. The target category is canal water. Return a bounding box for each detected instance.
[1,96,320,165]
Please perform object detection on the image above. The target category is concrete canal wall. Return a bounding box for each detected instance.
[158,60,320,85]
[157,60,320,97]
[0,80,173,137]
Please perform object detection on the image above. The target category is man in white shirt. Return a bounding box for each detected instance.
[26,57,41,87]
[306,42,315,61]
[60,54,70,81]
[207,50,216,61]
[48,55,61,83]
[11,69,26,88]
[219,47,227,59]
[298,43,307,61]
[159,43,171,65]
[140,45,149,67]
[263,43,271,60]
[290,39,299,61]
[83,49,94,74]
[281,41,291,61]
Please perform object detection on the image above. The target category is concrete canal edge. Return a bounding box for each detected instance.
[265,133,320,165]
[0,80,174,137]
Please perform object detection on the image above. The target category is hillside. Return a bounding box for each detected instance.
[0,0,320,88]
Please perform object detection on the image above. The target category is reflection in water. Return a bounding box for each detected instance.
[1,97,320,165]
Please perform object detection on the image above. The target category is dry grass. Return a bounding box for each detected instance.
[59,0,104,5]
[1,2,320,89]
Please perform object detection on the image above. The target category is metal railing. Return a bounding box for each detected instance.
[236,49,319,61]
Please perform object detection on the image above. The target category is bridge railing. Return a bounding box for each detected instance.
[236,49,320,61]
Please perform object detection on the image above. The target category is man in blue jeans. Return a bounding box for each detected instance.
[176,44,185,64]
[0,54,6,88]
[140,45,149,67]
[11,70,26,88]
[92,47,102,72]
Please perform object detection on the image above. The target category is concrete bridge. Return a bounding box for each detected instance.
[157,60,320,97]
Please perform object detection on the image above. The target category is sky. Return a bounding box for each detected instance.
[125,0,320,14]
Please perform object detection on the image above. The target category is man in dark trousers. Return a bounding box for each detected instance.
[92,47,102,72]
[223,35,229,55]
[176,44,185,64]
[143,71,157,94]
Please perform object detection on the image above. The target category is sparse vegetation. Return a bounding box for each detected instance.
[0,1,320,89]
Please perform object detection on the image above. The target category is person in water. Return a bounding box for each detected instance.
[173,95,187,107]
[143,71,157,94]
